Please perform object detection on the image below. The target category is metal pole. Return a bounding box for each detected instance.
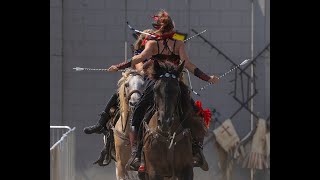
[250,0,255,135]
[124,0,128,62]
[187,0,190,38]
[186,0,192,90]
[250,1,255,179]
[61,0,65,126]
[239,0,256,152]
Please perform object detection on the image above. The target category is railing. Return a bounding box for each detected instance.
[50,126,76,180]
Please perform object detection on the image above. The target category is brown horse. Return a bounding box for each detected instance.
[112,69,145,180]
[141,60,203,180]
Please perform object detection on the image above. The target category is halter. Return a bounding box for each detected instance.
[125,89,142,104]
[159,72,177,79]
[123,71,144,105]
[143,75,190,178]
[120,70,144,132]
[154,72,182,136]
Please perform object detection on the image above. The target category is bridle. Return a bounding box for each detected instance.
[123,71,144,105]
[118,70,144,133]
[154,72,183,134]
[143,72,191,178]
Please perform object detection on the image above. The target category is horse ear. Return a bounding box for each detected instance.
[177,60,185,75]
[153,60,161,74]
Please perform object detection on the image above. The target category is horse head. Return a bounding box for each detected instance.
[153,60,185,133]
[124,71,144,108]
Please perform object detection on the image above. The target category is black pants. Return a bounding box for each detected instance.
[130,78,156,128]
[97,92,119,126]
[104,93,118,113]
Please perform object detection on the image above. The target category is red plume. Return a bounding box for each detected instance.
[195,100,212,128]
[141,37,148,46]
[152,15,159,21]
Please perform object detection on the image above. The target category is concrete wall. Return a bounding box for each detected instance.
[50,0,270,179]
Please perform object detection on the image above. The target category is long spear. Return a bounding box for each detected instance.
[127,21,206,43]
[200,59,250,91]
[73,67,125,72]
[183,29,206,42]
[126,22,157,38]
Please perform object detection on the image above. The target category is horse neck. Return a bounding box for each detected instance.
[117,77,131,133]
[170,105,184,134]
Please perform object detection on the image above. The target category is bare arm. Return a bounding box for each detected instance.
[179,42,219,83]
[134,62,144,71]
[130,41,155,66]
[107,41,155,72]
[134,62,145,75]
[178,42,198,73]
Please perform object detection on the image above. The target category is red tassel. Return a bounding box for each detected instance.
[203,109,211,129]
[141,37,148,46]
[138,165,145,172]
[195,101,212,128]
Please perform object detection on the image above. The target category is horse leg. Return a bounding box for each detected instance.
[116,161,128,180]
[114,130,130,179]
[180,166,193,180]
[138,171,148,180]
[148,174,163,180]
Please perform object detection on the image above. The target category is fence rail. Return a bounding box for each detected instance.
[50,126,76,180]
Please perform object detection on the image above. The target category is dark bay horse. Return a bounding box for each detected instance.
[141,60,197,180]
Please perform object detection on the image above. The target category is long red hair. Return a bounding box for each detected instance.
[153,9,174,35]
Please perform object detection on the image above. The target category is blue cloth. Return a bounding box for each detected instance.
[134,49,148,63]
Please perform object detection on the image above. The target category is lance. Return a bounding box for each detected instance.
[200,59,250,91]
[183,69,201,96]
[127,22,157,38]
[182,30,207,96]
[73,67,125,72]
[74,23,206,96]
[183,30,206,42]
[127,21,206,43]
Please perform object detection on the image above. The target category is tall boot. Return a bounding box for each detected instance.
[192,138,209,171]
[83,93,118,134]
[83,111,110,134]
[188,97,209,171]
[126,126,141,171]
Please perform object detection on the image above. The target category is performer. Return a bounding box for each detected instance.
[107,10,219,171]
[83,29,154,135]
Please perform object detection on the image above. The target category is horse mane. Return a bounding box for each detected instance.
[117,68,138,121]
[145,60,177,80]
[147,61,195,124]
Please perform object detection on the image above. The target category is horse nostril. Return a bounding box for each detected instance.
[129,101,136,107]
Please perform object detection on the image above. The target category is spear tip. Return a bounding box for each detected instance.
[240,59,251,66]
[73,67,84,71]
